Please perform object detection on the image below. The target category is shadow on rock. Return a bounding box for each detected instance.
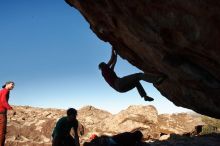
[83,133,220,146]
[140,133,220,146]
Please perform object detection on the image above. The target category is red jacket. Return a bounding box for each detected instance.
[0,88,12,113]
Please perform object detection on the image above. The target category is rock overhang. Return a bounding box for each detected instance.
[65,0,220,119]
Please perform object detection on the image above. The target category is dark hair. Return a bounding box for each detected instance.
[2,81,14,88]
[67,108,77,116]
[98,62,106,69]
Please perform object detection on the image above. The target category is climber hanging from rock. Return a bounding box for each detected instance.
[99,47,167,101]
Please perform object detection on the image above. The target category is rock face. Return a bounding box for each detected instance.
[96,105,159,134]
[6,105,208,146]
[7,106,65,146]
[65,0,220,119]
[84,105,205,140]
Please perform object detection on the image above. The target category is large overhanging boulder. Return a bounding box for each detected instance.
[65,0,220,119]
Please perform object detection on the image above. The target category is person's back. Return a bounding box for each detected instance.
[52,117,78,138]
[99,62,118,89]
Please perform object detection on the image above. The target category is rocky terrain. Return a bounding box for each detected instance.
[65,0,220,119]
[5,105,220,146]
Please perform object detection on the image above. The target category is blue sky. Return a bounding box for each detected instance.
[0,0,192,114]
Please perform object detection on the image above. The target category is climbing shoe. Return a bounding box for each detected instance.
[144,96,154,102]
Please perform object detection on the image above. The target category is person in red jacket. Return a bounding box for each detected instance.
[0,81,14,146]
[99,48,167,101]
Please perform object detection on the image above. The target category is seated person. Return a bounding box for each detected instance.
[52,108,80,146]
[84,130,143,146]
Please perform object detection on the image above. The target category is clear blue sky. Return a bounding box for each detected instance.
[0,0,192,114]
